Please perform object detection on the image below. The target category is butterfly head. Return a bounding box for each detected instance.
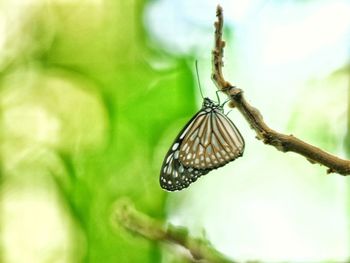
[202,97,222,111]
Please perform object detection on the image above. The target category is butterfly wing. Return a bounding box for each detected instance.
[179,109,244,170]
[160,112,210,191]
[160,152,210,191]
[160,98,245,191]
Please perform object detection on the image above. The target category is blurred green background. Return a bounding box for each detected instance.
[0,0,349,262]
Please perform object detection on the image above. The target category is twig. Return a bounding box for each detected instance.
[212,5,350,175]
[114,199,235,263]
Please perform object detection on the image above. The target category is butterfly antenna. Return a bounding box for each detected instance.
[195,60,204,99]
[216,90,221,104]
[221,98,230,107]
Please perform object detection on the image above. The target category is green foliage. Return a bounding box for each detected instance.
[0,1,197,262]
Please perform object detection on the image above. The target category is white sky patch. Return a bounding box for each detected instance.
[256,1,350,76]
[145,0,268,54]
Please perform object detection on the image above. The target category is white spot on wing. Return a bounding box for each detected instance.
[172,143,179,151]
[207,145,213,154]
[198,145,204,155]
[179,165,184,173]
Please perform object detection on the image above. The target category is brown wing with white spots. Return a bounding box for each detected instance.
[160,148,209,191]
[179,109,244,170]
[160,97,245,191]
[160,112,210,191]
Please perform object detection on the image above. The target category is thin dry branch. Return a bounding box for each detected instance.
[212,5,350,175]
[114,199,235,263]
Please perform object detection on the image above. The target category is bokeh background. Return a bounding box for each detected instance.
[0,0,350,262]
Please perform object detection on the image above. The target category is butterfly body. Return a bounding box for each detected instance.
[160,97,244,191]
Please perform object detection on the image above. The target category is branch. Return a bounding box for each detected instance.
[212,5,350,175]
[114,199,235,263]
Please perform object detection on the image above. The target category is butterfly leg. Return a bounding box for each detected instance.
[221,98,230,107]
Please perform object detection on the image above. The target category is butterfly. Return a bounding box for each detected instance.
[160,97,245,191]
